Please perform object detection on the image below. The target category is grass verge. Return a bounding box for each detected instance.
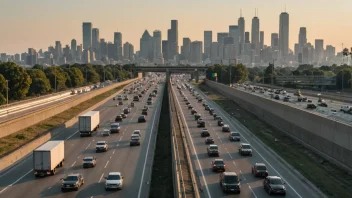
[198,83,352,198]
[149,82,173,198]
[0,84,126,157]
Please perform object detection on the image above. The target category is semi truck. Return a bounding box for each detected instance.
[79,111,100,137]
[33,140,65,177]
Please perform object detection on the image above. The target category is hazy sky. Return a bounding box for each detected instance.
[1,0,351,54]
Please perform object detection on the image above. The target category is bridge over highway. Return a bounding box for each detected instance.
[134,65,207,82]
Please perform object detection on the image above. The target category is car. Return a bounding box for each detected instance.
[123,108,130,114]
[218,120,224,126]
[133,96,139,101]
[219,172,241,193]
[133,130,142,137]
[209,108,215,115]
[115,115,123,122]
[229,132,241,141]
[205,106,210,110]
[283,97,290,102]
[198,120,205,128]
[61,173,84,191]
[82,157,96,168]
[318,102,328,107]
[215,116,222,121]
[194,114,201,120]
[138,115,146,123]
[205,136,215,144]
[139,93,142,98]
[144,106,149,111]
[207,144,219,156]
[142,109,148,115]
[252,163,268,177]
[147,100,152,105]
[102,129,111,136]
[274,95,280,100]
[222,124,230,132]
[118,101,123,105]
[184,97,188,101]
[198,98,203,102]
[340,105,352,113]
[96,141,108,152]
[185,101,190,105]
[105,172,124,190]
[191,108,197,115]
[121,113,127,119]
[263,176,286,196]
[306,104,316,109]
[130,134,141,146]
[238,143,252,156]
[211,159,225,172]
[201,129,210,137]
[123,96,128,100]
[110,123,120,133]
[188,104,193,109]
[196,118,204,124]
[147,97,152,102]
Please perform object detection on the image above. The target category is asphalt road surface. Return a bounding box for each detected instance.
[0,82,164,198]
[172,83,324,198]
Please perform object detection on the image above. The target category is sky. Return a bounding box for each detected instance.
[1,0,352,54]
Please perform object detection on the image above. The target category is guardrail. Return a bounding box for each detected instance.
[169,82,200,198]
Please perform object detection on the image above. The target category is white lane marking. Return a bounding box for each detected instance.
[85,142,91,150]
[0,169,32,194]
[219,138,222,143]
[248,185,258,198]
[110,156,112,159]
[233,161,237,166]
[119,136,123,141]
[47,187,52,190]
[239,170,246,180]
[116,143,119,147]
[112,149,115,154]
[137,97,160,198]
[98,173,104,183]
[77,154,82,159]
[197,87,303,198]
[71,161,76,167]
[104,161,109,168]
[66,130,79,140]
[173,88,212,198]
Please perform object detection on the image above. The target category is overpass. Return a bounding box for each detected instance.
[134,66,207,82]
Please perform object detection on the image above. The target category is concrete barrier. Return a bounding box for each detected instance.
[205,79,352,169]
[0,78,141,139]
[0,80,134,172]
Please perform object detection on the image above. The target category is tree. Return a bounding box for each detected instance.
[232,64,248,83]
[32,64,44,70]
[66,67,84,87]
[0,93,6,105]
[26,69,51,96]
[44,66,68,91]
[292,70,300,76]
[336,68,352,89]
[0,62,32,99]
[320,65,331,71]
[264,64,277,84]
[297,64,313,71]
[0,74,6,94]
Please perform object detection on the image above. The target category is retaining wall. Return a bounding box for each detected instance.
[0,77,140,139]
[205,80,352,168]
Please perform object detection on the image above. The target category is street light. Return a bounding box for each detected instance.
[6,80,9,106]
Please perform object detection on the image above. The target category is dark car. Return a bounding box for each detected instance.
[274,95,280,100]
[220,172,241,193]
[138,115,146,123]
[213,113,218,119]
[252,163,268,177]
[139,93,142,98]
[201,129,210,137]
[207,144,219,157]
[188,104,193,109]
[123,108,130,114]
[121,113,127,119]
[229,132,241,141]
[212,159,225,172]
[133,96,139,101]
[307,104,317,109]
[118,101,123,105]
[218,120,224,126]
[186,101,190,105]
[205,105,210,110]
[130,134,141,146]
[215,116,222,121]
[222,125,230,132]
[191,108,197,115]
[198,98,203,102]
[194,114,201,120]
[205,137,214,144]
[61,174,84,191]
[147,100,152,105]
[263,176,286,196]
[110,123,120,133]
[82,157,96,168]
[115,115,123,122]
[209,109,215,115]
[198,120,205,128]
[318,102,328,107]
[142,109,148,115]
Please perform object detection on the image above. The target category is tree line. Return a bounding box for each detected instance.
[0,62,136,105]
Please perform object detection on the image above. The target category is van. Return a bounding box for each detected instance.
[340,105,351,113]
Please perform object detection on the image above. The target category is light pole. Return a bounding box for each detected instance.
[54,67,57,92]
[6,80,9,106]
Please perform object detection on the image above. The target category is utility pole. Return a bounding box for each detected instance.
[6,80,9,106]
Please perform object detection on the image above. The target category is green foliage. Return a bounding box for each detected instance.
[206,64,248,84]
[44,66,68,91]
[0,62,32,99]
[336,68,352,89]
[0,93,6,105]
[32,64,44,70]
[26,69,51,96]
[0,73,6,93]
[66,67,84,87]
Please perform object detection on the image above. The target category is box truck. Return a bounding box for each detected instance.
[79,111,100,137]
[33,140,65,177]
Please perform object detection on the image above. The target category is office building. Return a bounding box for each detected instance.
[100,39,107,59]
[210,42,219,62]
[326,45,336,61]
[76,44,82,60]
[14,54,20,62]
[271,33,279,49]
[217,32,229,59]
[82,22,92,50]
[55,41,62,59]
[245,32,250,43]
[229,26,239,56]
[107,42,116,60]
[27,48,37,66]
[71,39,77,58]
[153,30,162,61]
[251,15,260,55]
[238,14,245,56]
[260,31,264,50]
[167,20,179,59]
[83,49,90,63]
[315,39,324,63]
[190,41,202,63]
[92,28,100,53]
[123,42,134,61]
[299,27,307,48]
[162,40,168,61]
[140,30,153,61]
[114,32,123,60]
[204,31,212,59]
[279,12,290,60]
[181,38,191,61]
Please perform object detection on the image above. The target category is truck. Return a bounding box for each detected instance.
[79,111,100,137]
[33,140,65,177]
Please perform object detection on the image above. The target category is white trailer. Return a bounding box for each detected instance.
[33,140,65,177]
[79,111,100,137]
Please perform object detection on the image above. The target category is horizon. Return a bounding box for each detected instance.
[1,0,352,54]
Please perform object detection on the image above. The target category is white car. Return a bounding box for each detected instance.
[102,129,111,136]
[105,172,124,190]
[133,130,142,137]
[96,141,108,152]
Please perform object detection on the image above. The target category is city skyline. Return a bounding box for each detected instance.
[1,0,352,54]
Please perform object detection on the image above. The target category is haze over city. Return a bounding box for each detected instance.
[1,0,352,54]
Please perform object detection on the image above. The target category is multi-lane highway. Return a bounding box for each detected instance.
[234,85,352,125]
[0,78,164,198]
[172,82,324,198]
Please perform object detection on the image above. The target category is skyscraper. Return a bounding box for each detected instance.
[204,31,212,59]
[260,31,264,50]
[229,26,239,56]
[123,42,134,61]
[271,33,279,48]
[210,42,219,62]
[251,15,260,55]
[82,22,92,50]
[181,38,191,61]
[217,32,229,60]
[71,39,77,58]
[100,39,107,59]
[167,20,179,59]
[315,39,324,63]
[55,41,62,59]
[238,12,245,56]
[162,40,168,61]
[114,32,123,60]
[190,41,203,63]
[245,32,250,43]
[92,28,100,53]
[299,27,307,48]
[140,30,153,61]
[153,30,162,61]
[279,12,289,60]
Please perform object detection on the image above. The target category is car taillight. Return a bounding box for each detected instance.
[213,164,216,167]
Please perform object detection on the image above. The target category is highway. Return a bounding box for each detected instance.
[0,79,164,198]
[171,82,324,198]
[234,85,352,126]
